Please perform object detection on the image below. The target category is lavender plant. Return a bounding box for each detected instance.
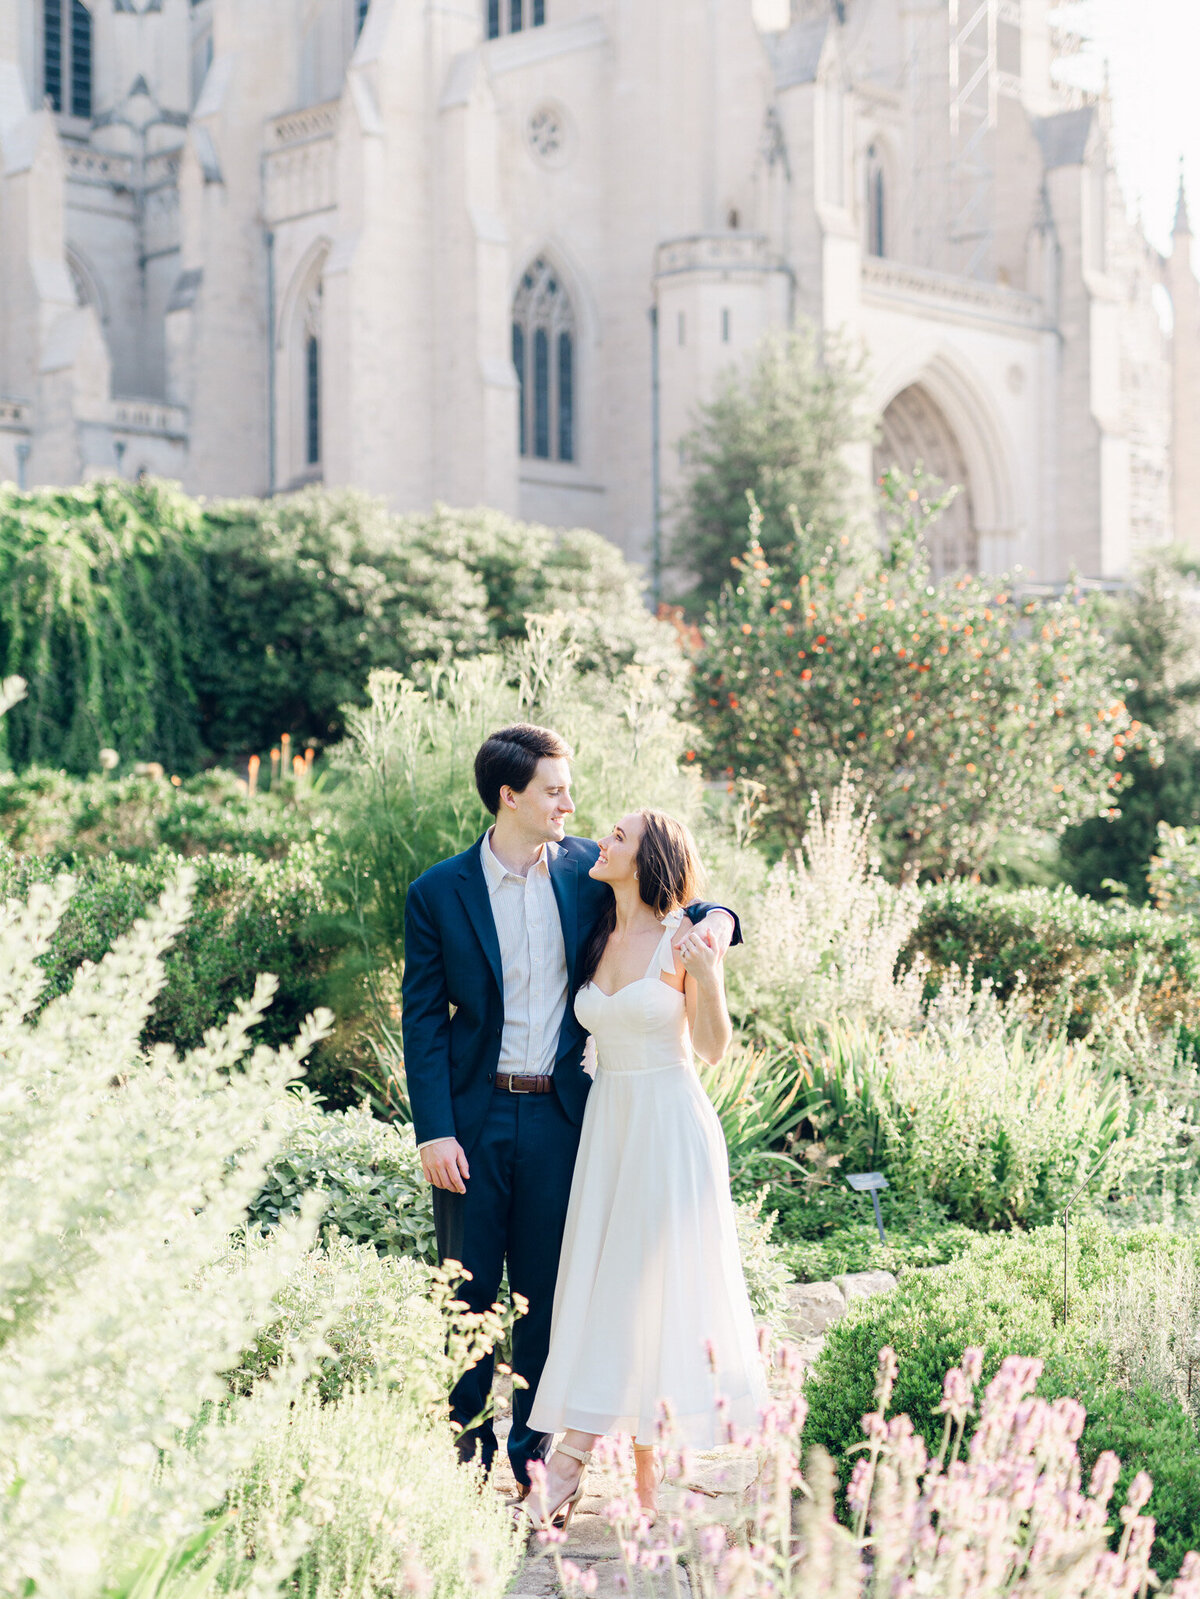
[535,1346,1200,1599]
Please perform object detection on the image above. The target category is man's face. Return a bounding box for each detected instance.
[503,756,575,842]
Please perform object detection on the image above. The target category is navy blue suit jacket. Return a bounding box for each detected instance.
[402,833,741,1155]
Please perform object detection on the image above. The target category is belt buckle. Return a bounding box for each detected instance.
[509,1076,533,1094]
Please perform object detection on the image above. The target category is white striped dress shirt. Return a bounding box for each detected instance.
[479,829,568,1079]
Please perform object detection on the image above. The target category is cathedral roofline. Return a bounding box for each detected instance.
[767,16,830,89]
[1034,106,1096,170]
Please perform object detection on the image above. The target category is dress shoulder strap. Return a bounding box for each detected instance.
[644,907,685,980]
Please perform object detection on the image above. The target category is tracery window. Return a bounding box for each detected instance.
[512,257,575,463]
[44,0,92,119]
[487,0,545,39]
[866,144,886,258]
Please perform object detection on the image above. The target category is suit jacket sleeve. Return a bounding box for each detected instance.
[401,879,457,1147]
[685,899,744,946]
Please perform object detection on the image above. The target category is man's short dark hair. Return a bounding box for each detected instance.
[475,724,573,815]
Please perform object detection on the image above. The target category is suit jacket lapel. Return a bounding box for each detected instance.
[455,843,504,998]
[549,847,580,986]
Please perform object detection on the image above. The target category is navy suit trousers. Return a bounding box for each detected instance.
[432,1085,581,1486]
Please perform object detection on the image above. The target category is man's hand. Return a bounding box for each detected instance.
[421,1136,470,1194]
[697,909,736,958]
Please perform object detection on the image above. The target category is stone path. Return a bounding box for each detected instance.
[502,1271,897,1597]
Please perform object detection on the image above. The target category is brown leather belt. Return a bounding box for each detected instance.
[494,1073,553,1095]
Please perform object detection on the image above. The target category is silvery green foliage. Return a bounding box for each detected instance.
[0,862,335,1596]
[248,1096,436,1261]
[1099,1246,1200,1426]
[214,1381,522,1599]
[733,1193,793,1340]
[731,776,924,1031]
[220,1232,438,1403]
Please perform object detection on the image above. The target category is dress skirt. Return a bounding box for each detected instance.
[528,1029,768,1448]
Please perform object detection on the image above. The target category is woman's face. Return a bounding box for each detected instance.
[591,812,644,887]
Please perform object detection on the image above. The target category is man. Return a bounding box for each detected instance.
[402,723,739,1495]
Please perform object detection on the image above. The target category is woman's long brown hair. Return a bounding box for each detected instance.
[580,810,706,986]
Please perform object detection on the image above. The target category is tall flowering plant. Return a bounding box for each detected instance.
[694,478,1156,878]
[537,1344,1200,1599]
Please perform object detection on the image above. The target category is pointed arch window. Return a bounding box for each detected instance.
[487,0,546,38]
[305,337,321,466]
[303,284,323,471]
[867,144,886,258]
[43,0,92,119]
[513,257,576,464]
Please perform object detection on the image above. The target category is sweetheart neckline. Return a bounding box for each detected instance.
[582,975,679,1001]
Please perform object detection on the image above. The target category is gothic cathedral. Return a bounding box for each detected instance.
[0,0,1197,583]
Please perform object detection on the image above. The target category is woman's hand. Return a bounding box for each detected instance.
[676,928,722,983]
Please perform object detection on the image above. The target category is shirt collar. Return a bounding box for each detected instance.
[480,828,559,892]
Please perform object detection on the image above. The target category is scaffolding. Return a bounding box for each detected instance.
[902,1,949,272]
[946,0,1025,280]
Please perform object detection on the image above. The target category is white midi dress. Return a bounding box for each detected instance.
[528,912,768,1448]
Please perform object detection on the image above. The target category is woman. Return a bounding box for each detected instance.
[524,809,767,1529]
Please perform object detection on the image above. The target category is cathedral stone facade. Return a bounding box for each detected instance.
[1,0,1197,584]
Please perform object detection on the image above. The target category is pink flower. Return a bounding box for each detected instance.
[847,1457,873,1513]
[401,1549,432,1599]
[1124,1470,1154,1518]
[874,1345,900,1410]
[938,1366,974,1425]
[698,1525,727,1563]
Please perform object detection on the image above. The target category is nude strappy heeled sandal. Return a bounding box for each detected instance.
[635,1449,666,1528]
[521,1443,592,1533]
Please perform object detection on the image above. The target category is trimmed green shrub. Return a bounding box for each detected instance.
[248,1099,436,1262]
[0,481,675,774]
[0,765,321,864]
[906,880,1200,1040]
[802,1221,1200,1578]
[1078,1385,1200,1582]
[782,1219,980,1284]
[195,489,486,761]
[0,842,360,1102]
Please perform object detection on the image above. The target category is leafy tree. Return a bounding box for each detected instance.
[1058,553,1200,900]
[669,326,872,609]
[196,489,486,759]
[0,482,675,773]
[693,475,1155,879]
[0,478,209,775]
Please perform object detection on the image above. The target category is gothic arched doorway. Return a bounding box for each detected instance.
[875,383,978,576]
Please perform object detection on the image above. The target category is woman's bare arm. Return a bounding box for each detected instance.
[674,928,732,1065]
